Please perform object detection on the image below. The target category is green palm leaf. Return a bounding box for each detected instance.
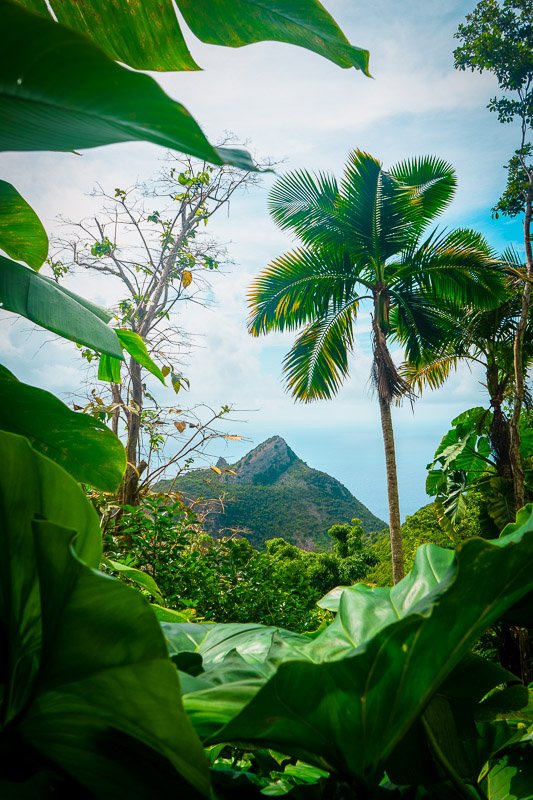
[398,228,504,309]
[389,287,461,364]
[400,355,462,393]
[248,247,359,335]
[268,170,341,246]
[282,301,358,400]
[338,150,413,263]
[389,155,457,230]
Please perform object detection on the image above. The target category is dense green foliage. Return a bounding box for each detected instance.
[1,1,533,796]
[176,515,533,798]
[106,497,377,631]
[366,501,484,586]
[426,406,533,534]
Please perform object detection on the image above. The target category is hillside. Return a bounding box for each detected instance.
[159,436,386,549]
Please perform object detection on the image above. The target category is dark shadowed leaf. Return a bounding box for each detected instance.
[0,367,125,491]
[0,431,210,797]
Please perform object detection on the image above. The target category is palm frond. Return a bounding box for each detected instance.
[389,156,456,231]
[248,247,358,336]
[400,355,462,394]
[338,150,413,263]
[398,227,505,310]
[389,285,465,364]
[268,170,341,247]
[282,301,358,401]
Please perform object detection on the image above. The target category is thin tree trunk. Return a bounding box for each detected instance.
[378,394,404,584]
[118,357,143,507]
[509,175,533,511]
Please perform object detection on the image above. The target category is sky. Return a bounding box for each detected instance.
[0,0,525,523]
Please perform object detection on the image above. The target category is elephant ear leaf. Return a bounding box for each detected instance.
[0,180,48,269]
[194,525,533,786]
[0,430,209,798]
[0,368,126,492]
[175,0,371,75]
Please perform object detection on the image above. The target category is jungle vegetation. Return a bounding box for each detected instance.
[0,1,531,799]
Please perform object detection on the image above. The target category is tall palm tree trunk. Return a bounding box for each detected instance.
[378,394,405,584]
[509,176,533,511]
[372,307,406,584]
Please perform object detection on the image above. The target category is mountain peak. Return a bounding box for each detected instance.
[232,436,299,485]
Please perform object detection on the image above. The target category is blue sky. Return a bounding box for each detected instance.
[0,0,525,522]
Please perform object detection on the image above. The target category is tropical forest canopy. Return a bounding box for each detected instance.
[0,1,532,798]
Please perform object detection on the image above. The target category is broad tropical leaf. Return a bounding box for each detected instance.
[14,0,370,74]
[0,431,209,797]
[0,366,126,491]
[16,0,200,72]
[0,180,48,269]
[0,255,123,357]
[176,0,370,74]
[0,2,255,169]
[181,526,533,787]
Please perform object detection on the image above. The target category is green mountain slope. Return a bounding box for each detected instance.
[158,436,386,549]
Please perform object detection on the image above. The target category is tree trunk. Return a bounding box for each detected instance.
[378,394,405,584]
[509,175,533,511]
[118,357,143,507]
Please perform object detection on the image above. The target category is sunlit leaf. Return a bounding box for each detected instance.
[0,2,256,170]
[0,255,123,358]
[0,180,48,269]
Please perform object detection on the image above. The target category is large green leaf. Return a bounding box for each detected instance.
[0,431,101,726]
[177,0,370,75]
[98,329,166,384]
[14,0,370,75]
[0,180,48,269]
[117,329,166,383]
[0,255,123,357]
[0,367,125,491]
[0,431,209,797]
[181,526,533,788]
[18,0,200,72]
[0,1,255,169]
[481,746,533,800]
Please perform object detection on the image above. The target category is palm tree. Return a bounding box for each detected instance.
[403,265,533,519]
[248,150,503,583]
